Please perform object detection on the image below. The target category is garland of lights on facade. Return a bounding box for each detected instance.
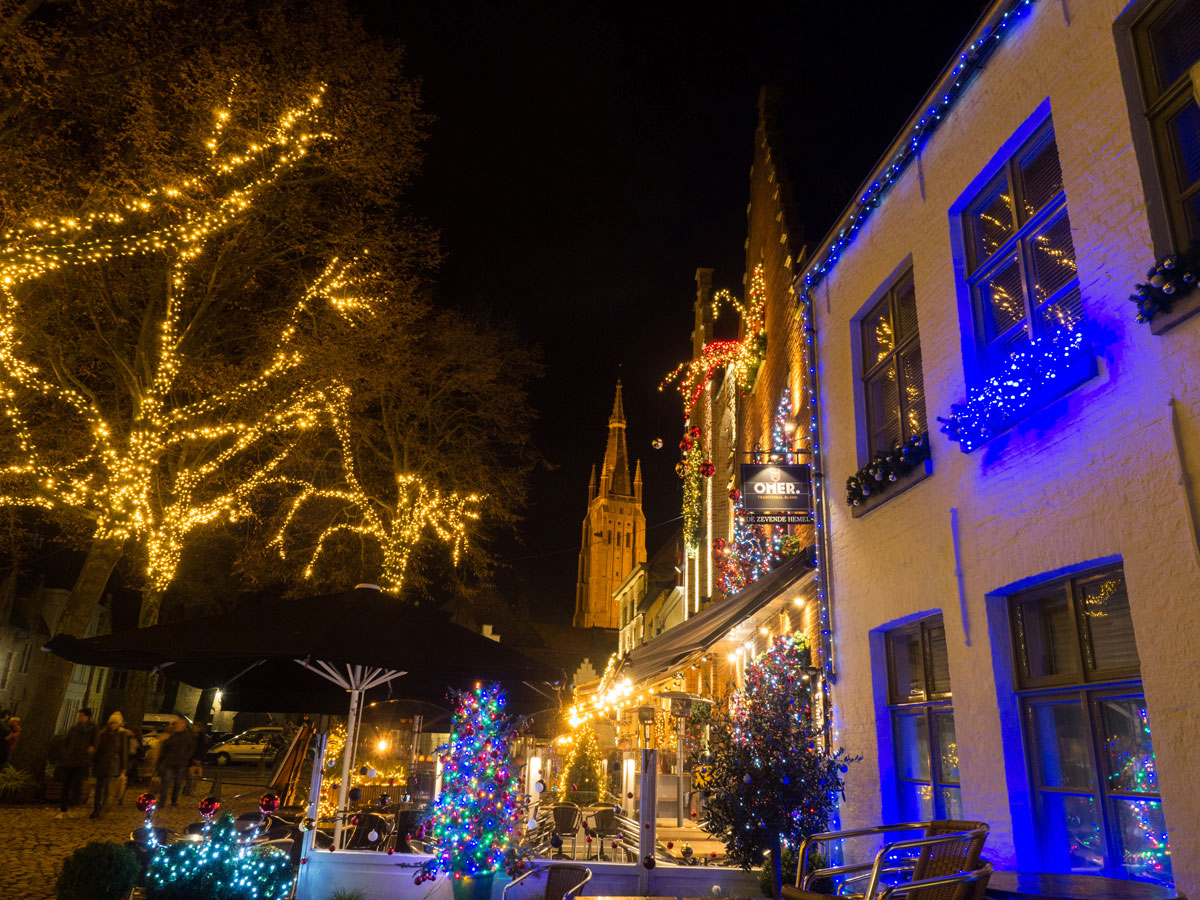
[661,263,769,416]
[0,87,388,593]
[714,389,795,596]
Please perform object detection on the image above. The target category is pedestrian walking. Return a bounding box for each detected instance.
[118,723,142,803]
[0,709,12,767]
[184,722,211,797]
[90,712,130,818]
[5,716,20,758]
[57,708,97,818]
[157,716,195,807]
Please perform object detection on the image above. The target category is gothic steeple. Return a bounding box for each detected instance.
[601,380,632,497]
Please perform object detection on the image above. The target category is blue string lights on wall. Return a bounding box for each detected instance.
[798,0,1038,310]
[938,328,1092,452]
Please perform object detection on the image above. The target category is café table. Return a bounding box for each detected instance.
[985,872,1183,900]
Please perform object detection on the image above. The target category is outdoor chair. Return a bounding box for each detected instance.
[548,803,584,859]
[782,820,991,900]
[392,808,422,852]
[585,806,620,861]
[501,863,592,900]
[345,811,393,851]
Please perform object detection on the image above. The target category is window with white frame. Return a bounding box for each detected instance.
[1009,566,1172,886]
[860,268,927,457]
[885,614,961,821]
[963,122,1082,369]
[1133,0,1200,246]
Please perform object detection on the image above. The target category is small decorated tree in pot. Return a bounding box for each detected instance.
[704,633,851,899]
[418,684,524,900]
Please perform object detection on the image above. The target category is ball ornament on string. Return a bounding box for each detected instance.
[652,438,663,449]
[348,787,363,803]
[198,796,220,819]
[643,855,657,869]
[136,793,157,816]
[259,792,281,815]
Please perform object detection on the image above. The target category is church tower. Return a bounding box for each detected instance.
[574,381,647,629]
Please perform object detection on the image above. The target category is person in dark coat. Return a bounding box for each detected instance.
[157,717,196,806]
[91,712,130,818]
[57,708,98,817]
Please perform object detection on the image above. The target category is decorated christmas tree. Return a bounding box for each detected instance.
[558,726,605,804]
[704,634,850,899]
[145,812,293,900]
[419,684,523,886]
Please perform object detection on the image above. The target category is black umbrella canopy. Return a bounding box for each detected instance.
[46,586,564,712]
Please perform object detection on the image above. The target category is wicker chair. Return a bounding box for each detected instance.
[501,863,592,900]
[782,820,991,900]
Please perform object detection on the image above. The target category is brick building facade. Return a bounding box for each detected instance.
[796,0,1200,893]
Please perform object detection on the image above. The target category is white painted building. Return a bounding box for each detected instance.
[803,0,1200,895]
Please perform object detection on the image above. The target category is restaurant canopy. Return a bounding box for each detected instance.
[617,553,816,686]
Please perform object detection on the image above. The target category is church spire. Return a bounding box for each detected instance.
[601,380,631,496]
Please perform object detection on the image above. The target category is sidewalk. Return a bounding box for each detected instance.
[0,777,269,900]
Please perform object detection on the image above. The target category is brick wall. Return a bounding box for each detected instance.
[809,1,1200,893]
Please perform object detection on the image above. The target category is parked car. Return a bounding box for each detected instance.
[205,727,284,766]
[142,713,192,738]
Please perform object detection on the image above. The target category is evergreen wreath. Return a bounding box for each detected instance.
[1130,242,1200,323]
[845,433,930,507]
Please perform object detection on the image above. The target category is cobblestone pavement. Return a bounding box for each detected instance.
[0,776,273,900]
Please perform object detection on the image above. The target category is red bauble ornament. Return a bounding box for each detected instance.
[689,425,701,439]
[679,437,693,452]
[700,462,715,478]
[259,792,281,815]
[136,792,157,815]
[198,796,220,819]
[667,841,674,849]
[626,791,633,799]
[387,847,395,856]
[729,488,741,502]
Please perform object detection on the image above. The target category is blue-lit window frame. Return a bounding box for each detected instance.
[884,616,961,823]
[1010,567,1173,886]
[962,123,1080,370]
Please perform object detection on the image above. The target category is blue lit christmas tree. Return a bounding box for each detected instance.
[145,813,293,900]
[419,684,523,887]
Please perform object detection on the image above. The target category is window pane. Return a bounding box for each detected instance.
[1016,588,1079,680]
[1168,101,1200,190]
[895,275,919,342]
[1111,798,1174,886]
[1020,133,1065,219]
[1037,287,1085,338]
[935,712,959,783]
[895,711,931,781]
[899,780,934,822]
[972,179,1015,265]
[1038,793,1105,875]
[941,785,963,821]
[889,629,923,702]
[1101,698,1158,794]
[1028,700,1094,790]
[867,362,900,455]
[978,254,1026,343]
[862,299,895,373]
[1030,214,1078,305]
[1150,1,1200,91]
[926,622,950,695]
[1081,574,1140,673]
[898,347,927,441]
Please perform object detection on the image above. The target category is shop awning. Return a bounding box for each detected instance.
[617,553,816,685]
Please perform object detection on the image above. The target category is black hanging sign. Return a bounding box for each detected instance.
[740,463,813,525]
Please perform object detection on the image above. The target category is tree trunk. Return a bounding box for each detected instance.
[119,587,165,736]
[11,535,125,772]
[772,833,784,900]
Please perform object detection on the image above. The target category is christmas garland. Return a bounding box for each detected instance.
[1130,243,1200,323]
[938,328,1090,452]
[845,433,930,507]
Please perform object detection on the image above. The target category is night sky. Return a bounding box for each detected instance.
[360,1,991,623]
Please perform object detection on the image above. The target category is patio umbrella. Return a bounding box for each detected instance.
[46,584,564,843]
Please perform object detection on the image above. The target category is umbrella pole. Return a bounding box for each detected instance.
[296,732,327,898]
[333,688,362,849]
